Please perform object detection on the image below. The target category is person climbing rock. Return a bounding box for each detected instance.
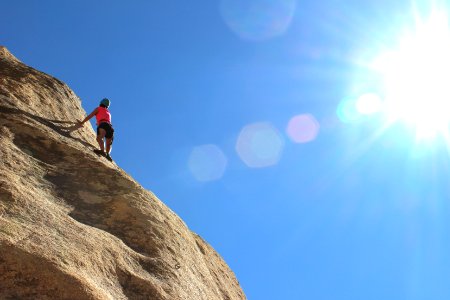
[78,98,114,162]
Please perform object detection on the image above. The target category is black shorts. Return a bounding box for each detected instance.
[97,122,114,140]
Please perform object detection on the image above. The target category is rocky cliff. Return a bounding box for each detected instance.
[0,46,245,300]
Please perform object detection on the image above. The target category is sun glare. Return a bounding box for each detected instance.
[372,11,450,138]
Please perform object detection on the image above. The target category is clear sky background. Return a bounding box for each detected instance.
[3,1,450,299]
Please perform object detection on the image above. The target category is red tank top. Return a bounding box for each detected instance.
[96,106,111,125]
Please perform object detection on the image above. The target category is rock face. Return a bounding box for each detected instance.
[0,46,245,300]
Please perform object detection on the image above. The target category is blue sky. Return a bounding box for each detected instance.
[3,1,450,299]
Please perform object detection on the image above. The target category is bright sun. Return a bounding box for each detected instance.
[372,11,450,138]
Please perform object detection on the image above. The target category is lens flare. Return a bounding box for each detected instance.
[337,98,362,123]
[220,0,296,41]
[286,114,320,143]
[236,122,284,168]
[188,144,228,182]
[356,93,383,115]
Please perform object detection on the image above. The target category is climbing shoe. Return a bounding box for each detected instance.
[93,149,106,157]
[105,153,113,162]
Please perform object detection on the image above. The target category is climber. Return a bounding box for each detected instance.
[78,98,114,162]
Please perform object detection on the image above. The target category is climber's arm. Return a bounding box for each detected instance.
[78,108,99,127]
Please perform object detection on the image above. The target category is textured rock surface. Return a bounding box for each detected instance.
[0,46,245,300]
